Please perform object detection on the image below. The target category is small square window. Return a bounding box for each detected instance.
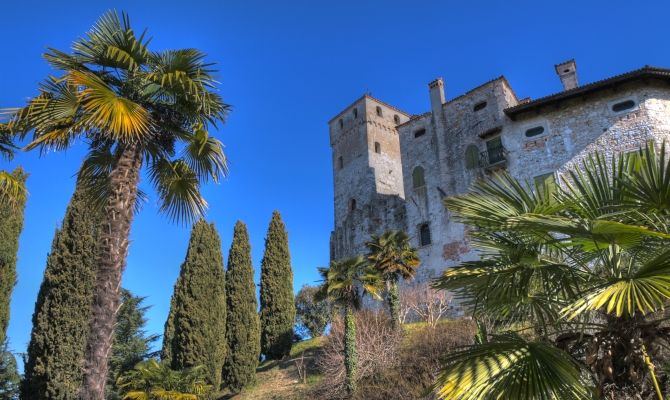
[414,128,426,138]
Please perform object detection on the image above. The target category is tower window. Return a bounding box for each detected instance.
[353,108,358,119]
[465,144,479,169]
[376,106,383,117]
[412,166,425,189]
[414,128,426,138]
[612,99,636,113]
[485,136,505,164]
[339,119,344,129]
[394,114,400,124]
[338,156,343,170]
[473,101,487,112]
[374,142,381,154]
[525,126,545,138]
[349,198,357,211]
[419,223,431,246]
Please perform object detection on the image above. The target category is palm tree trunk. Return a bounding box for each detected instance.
[81,144,142,400]
[387,279,400,329]
[344,305,357,396]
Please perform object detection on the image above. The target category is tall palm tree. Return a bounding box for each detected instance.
[3,12,229,399]
[0,126,27,207]
[116,359,211,400]
[433,142,670,399]
[366,230,420,328]
[317,256,383,396]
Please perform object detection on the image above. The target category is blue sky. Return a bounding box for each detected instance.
[2,0,670,358]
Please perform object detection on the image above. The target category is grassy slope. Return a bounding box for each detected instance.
[227,321,454,400]
[224,336,325,400]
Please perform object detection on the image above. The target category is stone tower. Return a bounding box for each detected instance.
[329,95,410,261]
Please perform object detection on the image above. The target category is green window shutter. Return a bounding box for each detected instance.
[534,173,556,195]
[412,167,425,189]
[465,145,479,169]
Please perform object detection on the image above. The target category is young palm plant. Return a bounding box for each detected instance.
[434,142,670,399]
[366,230,420,328]
[116,359,211,400]
[3,12,229,399]
[317,256,383,396]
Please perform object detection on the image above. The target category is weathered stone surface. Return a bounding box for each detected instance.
[330,63,670,281]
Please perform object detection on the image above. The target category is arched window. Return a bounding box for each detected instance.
[374,142,381,154]
[349,198,357,211]
[419,223,431,246]
[338,156,343,169]
[412,166,425,189]
[376,106,383,117]
[339,119,344,129]
[394,114,400,124]
[465,144,479,170]
[353,108,358,119]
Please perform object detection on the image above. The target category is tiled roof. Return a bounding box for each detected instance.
[504,66,670,118]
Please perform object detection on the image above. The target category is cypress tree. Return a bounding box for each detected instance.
[259,211,295,359]
[0,168,27,347]
[223,221,260,392]
[162,220,227,389]
[21,183,99,400]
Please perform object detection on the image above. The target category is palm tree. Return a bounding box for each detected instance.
[317,256,383,396]
[366,230,420,328]
[0,126,26,207]
[3,12,229,399]
[433,142,670,399]
[116,359,211,400]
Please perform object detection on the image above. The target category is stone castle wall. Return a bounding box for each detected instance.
[330,66,670,281]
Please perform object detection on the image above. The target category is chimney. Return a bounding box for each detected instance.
[429,78,446,115]
[555,59,578,90]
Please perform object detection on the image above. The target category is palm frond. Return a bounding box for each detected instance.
[67,70,152,141]
[180,123,228,183]
[69,10,149,70]
[434,333,593,400]
[148,158,207,224]
[562,247,670,319]
[0,170,27,208]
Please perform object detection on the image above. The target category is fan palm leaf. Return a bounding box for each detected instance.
[434,333,593,400]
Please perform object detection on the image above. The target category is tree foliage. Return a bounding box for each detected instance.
[223,221,260,392]
[295,284,330,338]
[107,289,160,400]
[434,142,670,399]
[0,341,19,400]
[21,184,99,400]
[117,360,211,400]
[2,11,230,398]
[366,231,420,328]
[162,220,226,389]
[317,256,383,395]
[0,168,26,348]
[259,211,295,359]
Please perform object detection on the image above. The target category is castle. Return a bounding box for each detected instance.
[329,60,670,279]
